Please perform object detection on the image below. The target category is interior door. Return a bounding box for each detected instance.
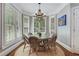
[73,7,79,50]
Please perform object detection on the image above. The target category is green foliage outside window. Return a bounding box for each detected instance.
[34,17,45,32]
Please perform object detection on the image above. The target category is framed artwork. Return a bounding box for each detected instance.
[58,15,66,26]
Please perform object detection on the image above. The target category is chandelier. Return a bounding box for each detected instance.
[35,3,44,16]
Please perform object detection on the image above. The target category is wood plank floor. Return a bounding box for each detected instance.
[14,44,64,56]
[57,43,79,56]
[7,43,79,56]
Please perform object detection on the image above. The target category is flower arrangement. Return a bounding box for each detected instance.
[37,32,42,37]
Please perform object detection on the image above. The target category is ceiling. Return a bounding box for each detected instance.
[13,3,68,16]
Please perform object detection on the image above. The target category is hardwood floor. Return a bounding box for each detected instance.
[57,43,79,56]
[7,43,24,56]
[7,42,79,56]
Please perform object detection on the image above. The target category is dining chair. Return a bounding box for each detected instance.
[28,32,33,36]
[48,33,57,55]
[42,38,49,50]
[28,36,40,55]
[48,33,57,49]
[52,34,57,48]
[23,34,29,52]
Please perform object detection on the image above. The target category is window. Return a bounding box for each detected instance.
[34,17,46,34]
[23,15,29,35]
[5,4,16,43]
[51,18,55,30]
[15,11,22,39]
[3,4,22,48]
[49,16,56,35]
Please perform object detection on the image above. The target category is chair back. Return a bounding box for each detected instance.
[51,33,57,42]
[28,36,40,48]
[23,34,29,44]
[48,33,57,47]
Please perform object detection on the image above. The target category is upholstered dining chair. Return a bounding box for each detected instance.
[52,34,57,49]
[47,33,57,55]
[28,36,40,55]
[23,34,29,52]
[48,33,57,49]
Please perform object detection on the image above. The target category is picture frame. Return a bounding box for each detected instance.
[58,15,66,26]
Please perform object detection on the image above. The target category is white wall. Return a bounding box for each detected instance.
[57,4,71,47]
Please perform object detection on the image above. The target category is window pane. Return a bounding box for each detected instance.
[5,4,16,43]
[23,15,29,35]
[34,17,45,33]
[34,17,39,32]
[51,18,54,30]
[16,12,22,38]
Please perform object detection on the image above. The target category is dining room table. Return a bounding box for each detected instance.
[28,33,57,51]
[28,34,52,51]
[35,35,52,51]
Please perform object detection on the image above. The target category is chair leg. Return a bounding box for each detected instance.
[54,45,56,55]
[55,45,57,55]
[29,47,31,56]
[23,43,26,52]
[36,48,38,56]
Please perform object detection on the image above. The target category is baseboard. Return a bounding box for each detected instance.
[0,40,23,56]
[56,40,79,54]
[73,49,79,54]
[56,40,74,53]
